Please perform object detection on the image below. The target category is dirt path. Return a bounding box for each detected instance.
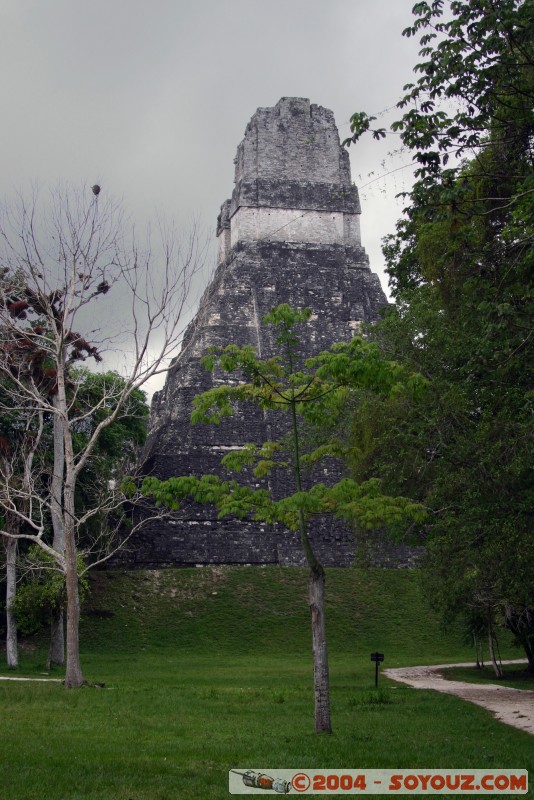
[384,660,534,736]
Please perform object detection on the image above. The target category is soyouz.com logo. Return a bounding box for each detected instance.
[228,769,528,794]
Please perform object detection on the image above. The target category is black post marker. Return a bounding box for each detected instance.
[370,652,384,687]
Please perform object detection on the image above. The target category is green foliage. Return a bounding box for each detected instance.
[143,305,427,548]
[0,368,149,545]
[346,0,534,662]
[143,473,426,534]
[345,0,534,180]
[12,576,64,636]
[72,369,148,468]
[378,168,533,649]
[11,547,89,635]
[220,442,288,477]
[72,369,149,544]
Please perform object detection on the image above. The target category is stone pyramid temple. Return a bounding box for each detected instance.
[123,97,393,568]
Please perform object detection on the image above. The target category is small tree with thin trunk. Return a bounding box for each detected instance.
[0,386,44,669]
[0,184,207,686]
[143,304,426,732]
[1,367,149,670]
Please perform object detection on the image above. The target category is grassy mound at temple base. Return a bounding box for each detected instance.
[81,566,502,665]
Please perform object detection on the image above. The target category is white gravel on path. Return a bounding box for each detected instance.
[384,660,534,736]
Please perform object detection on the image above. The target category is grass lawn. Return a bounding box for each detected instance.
[441,663,534,691]
[0,567,532,799]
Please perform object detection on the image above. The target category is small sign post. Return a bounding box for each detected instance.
[370,652,384,688]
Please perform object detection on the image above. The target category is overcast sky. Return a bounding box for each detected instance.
[2,0,423,393]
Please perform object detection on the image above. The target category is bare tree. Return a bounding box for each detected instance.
[0,184,207,687]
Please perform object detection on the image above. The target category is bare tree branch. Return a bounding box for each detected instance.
[0,183,211,686]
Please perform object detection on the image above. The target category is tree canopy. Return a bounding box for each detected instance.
[143,304,426,732]
[346,0,534,669]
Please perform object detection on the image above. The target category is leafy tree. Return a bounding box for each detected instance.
[0,364,149,669]
[345,0,534,669]
[0,381,44,668]
[142,304,426,733]
[11,547,88,641]
[344,0,533,182]
[71,370,149,550]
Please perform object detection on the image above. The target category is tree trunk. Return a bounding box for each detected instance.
[57,353,85,688]
[473,632,484,669]
[503,606,534,673]
[49,395,65,666]
[487,611,503,679]
[47,610,65,670]
[5,535,18,669]
[524,642,534,673]
[291,380,332,733]
[63,473,84,687]
[473,632,480,669]
[308,566,332,734]
[64,529,84,688]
